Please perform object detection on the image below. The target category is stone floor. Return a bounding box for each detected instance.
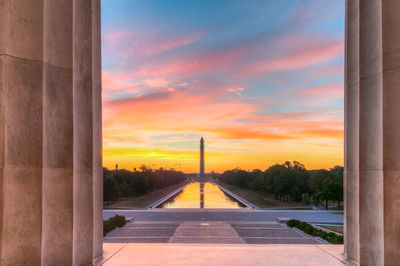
[104,221,326,244]
[100,243,346,265]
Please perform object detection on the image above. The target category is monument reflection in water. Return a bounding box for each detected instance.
[158,182,248,209]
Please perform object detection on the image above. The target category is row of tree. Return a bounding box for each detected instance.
[218,161,343,208]
[103,166,186,202]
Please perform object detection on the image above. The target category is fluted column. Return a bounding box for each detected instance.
[382,1,400,265]
[0,0,102,265]
[92,0,104,262]
[344,0,359,263]
[0,1,44,264]
[346,0,400,265]
[0,3,6,259]
[359,1,384,265]
[72,0,94,264]
[42,0,74,264]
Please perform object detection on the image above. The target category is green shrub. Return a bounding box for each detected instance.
[286,219,343,244]
[103,215,126,236]
[287,219,299,227]
[303,225,314,234]
[330,235,344,244]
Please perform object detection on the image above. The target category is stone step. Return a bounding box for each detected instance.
[104,221,324,244]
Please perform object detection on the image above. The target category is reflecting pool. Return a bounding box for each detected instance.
[157,182,249,209]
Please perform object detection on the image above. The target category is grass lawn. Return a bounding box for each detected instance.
[215,181,280,208]
[320,225,344,234]
[106,181,187,208]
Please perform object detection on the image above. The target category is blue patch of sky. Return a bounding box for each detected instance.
[102,0,301,53]
[243,81,284,98]
[258,105,299,114]
[308,76,338,88]
[313,19,345,35]
[331,57,345,65]
[325,98,344,108]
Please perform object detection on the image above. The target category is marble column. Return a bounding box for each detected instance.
[344,0,359,263]
[0,0,102,265]
[0,1,44,264]
[382,0,400,265]
[345,0,400,265]
[359,0,384,264]
[42,0,73,264]
[92,0,104,262]
[72,0,95,264]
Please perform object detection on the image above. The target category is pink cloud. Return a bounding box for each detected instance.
[102,27,344,149]
[102,70,140,93]
[298,86,343,98]
[102,83,343,143]
[239,40,343,76]
[103,87,260,133]
[103,29,204,58]
[144,78,169,87]
[105,36,343,85]
[227,87,245,92]
[133,31,203,57]
[103,30,133,46]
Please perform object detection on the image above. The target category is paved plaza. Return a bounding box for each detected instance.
[101,244,345,266]
[104,221,326,244]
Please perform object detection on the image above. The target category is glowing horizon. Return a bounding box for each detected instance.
[101,0,345,173]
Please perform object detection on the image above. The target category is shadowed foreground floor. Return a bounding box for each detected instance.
[100,243,345,266]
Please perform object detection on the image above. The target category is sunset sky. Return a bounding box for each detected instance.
[101,0,345,173]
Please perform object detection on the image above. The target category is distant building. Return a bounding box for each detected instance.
[115,164,118,170]
[200,137,205,178]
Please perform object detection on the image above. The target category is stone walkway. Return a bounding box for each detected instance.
[104,221,325,244]
[100,243,346,265]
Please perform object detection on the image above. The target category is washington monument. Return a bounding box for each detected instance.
[200,137,205,178]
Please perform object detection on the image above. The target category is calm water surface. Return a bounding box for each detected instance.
[157,182,248,209]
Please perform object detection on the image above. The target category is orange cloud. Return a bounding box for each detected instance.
[300,128,343,139]
[101,23,344,172]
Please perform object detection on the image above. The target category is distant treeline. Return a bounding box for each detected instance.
[218,161,343,208]
[103,166,186,202]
